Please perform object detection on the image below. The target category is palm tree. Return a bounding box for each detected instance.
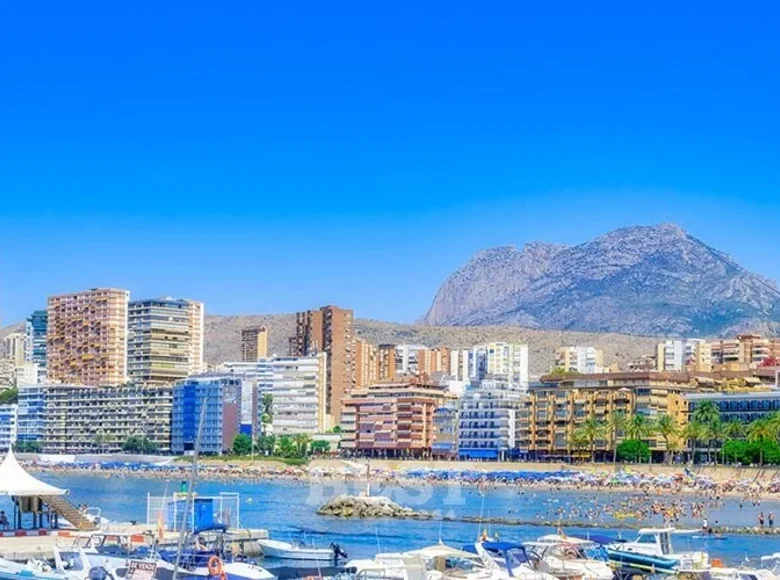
[655,413,679,464]
[578,416,606,463]
[746,419,774,466]
[722,420,745,464]
[693,401,720,427]
[684,420,707,464]
[606,412,629,464]
[292,433,312,458]
[568,429,589,462]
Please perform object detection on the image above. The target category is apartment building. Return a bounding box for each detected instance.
[710,334,780,371]
[520,372,694,461]
[0,403,18,451]
[241,326,268,362]
[269,354,328,435]
[449,349,472,382]
[685,391,780,424]
[172,374,241,454]
[458,378,525,460]
[25,310,48,383]
[42,384,173,453]
[127,297,205,386]
[377,344,397,380]
[289,305,355,423]
[2,333,27,366]
[432,402,459,457]
[418,347,451,378]
[354,338,378,389]
[655,339,712,372]
[554,346,605,374]
[16,385,45,444]
[341,379,449,457]
[47,288,130,386]
[472,342,529,388]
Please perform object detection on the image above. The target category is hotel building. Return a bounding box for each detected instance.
[269,354,328,435]
[47,288,130,386]
[520,371,695,461]
[458,378,525,460]
[40,384,173,453]
[341,379,450,457]
[172,374,241,455]
[127,297,205,386]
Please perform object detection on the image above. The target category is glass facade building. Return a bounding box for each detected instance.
[686,391,780,424]
[172,375,242,455]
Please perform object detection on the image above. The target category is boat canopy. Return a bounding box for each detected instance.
[0,448,68,497]
[410,545,481,560]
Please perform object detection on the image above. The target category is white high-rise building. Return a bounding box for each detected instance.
[554,346,605,374]
[269,354,328,435]
[473,342,529,388]
[0,403,18,452]
[457,378,525,460]
[655,339,711,372]
[393,344,427,376]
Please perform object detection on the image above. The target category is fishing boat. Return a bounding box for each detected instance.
[527,535,614,580]
[257,538,347,562]
[605,528,708,573]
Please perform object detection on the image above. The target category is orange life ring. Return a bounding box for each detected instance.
[207,556,224,578]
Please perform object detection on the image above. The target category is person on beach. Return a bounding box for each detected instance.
[758,512,765,528]
[0,511,9,530]
[769,513,774,528]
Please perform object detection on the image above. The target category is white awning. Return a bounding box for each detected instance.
[0,448,68,497]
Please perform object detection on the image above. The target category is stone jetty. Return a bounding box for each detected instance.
[317,494,432,519]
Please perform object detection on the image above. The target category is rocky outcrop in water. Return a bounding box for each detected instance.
[317,494,431,519]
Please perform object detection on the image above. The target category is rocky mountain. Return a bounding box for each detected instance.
[421,224,780,336]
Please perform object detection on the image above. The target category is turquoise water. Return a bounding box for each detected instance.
[2,473,779,566]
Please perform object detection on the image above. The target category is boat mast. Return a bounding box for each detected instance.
[172,402,209,580]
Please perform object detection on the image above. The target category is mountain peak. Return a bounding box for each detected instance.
[421,224,780,336]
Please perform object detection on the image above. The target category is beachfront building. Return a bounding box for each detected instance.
[41,384,173,454]
[354,338,378,389]
[685,390,780,424]
[655,339,712,372]
[25,310,48,383]
[432,402,459,458]
[47,288,130,386]
[220,360,274,436]
[519,371,695,461]
[0,403,18,451]
[128,297,205,387]
[268,354,328,435]
[341,379,450,457]
[458,378,525,461]
[16,385,45,445]
[554,346,606,374]
[172,374,241,455]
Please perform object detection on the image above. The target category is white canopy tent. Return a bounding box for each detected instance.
[0,447,68,496]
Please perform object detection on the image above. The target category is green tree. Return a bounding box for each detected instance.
[617,439,651,463]
[606,412,629,464]
[14,441,43,453]
[0,388,19,405]
[310,440,331,455]
[232,433,253,456]
[256,434,276,455]
[684,420,707,464]
[692,401,721,462]
[746,419,774,465]
[277,436,297,458]
[722,421,745,463]
[293,433,311,458]
[331,425,343,434]
[576,416,605,462]
[655,413,679,464]
[567,429,588,460]
[261,394,274,432]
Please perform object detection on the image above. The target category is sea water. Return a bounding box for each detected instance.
[2,473,779,566]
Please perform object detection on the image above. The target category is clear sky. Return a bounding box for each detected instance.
[1,2,778,325]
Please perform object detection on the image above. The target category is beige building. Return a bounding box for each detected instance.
[2,333,27,366]
[655,339,712,372]
[710,334,780,371]
[354,338,378,389]
[127,297,205,387]
[418,347,451,378]
[241,326,269,362]
[289,305,355,424]
[554,346,605,374]
[47,288,130,386]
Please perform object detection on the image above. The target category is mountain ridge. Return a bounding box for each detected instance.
[421,224,780,336]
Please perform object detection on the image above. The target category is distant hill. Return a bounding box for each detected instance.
[421,223,780,336]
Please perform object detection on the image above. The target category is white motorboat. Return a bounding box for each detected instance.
[606,528,709,572]
[706,554,780,580]
[0,554,91,580]
[463,542,558,580]
[528,535,614,580]
[258,538,346,562]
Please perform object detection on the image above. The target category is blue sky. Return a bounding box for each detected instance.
[1,2,779,324]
